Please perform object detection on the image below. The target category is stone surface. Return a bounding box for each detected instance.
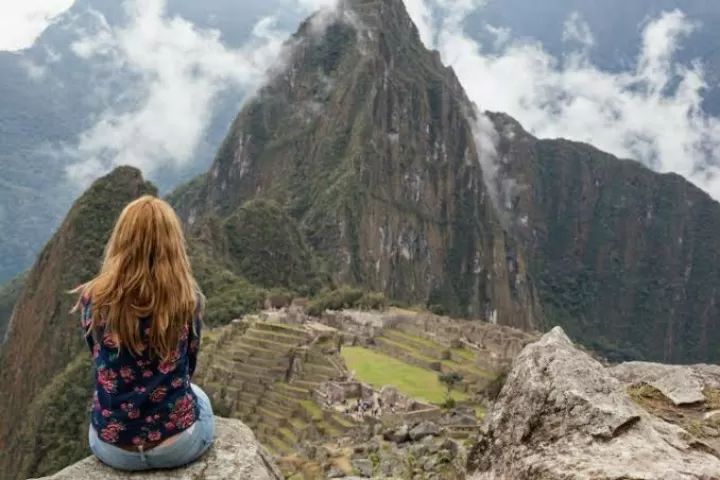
[467,327,720,480]
[351,458,374,477]
[31,417,283,480]
[610,361,720,405]
[408,421,440,441]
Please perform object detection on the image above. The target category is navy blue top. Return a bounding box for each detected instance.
[80,296,202,446]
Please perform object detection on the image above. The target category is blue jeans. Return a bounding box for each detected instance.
[88,384,215,471]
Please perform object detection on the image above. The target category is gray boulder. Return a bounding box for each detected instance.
[467,326,720,480]
[610,361,720,405]
[408,420,440,441]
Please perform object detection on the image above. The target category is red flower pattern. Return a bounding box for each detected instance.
[120,366,134,382]
[80,298,202,446]
[97,367,118,393]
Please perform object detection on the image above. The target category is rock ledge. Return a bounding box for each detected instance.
[31,417,283,480]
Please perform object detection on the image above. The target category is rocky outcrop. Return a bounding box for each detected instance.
[30,417,283,480]
[286,419,467,479]
[467,327,720,480]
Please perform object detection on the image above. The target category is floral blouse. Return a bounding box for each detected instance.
[80,296,202,447]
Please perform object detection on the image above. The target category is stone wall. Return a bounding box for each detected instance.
[399,406,443,423]
[318,382,441,422]
[318,381,375,404]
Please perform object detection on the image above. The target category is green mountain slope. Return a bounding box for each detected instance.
[490,112,720,363]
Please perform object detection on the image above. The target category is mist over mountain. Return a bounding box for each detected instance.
[3,0,720,286]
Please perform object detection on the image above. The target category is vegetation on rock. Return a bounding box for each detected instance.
[169,0,542,329]
[17,354,92,479]
[190,250,268,326]
[491,111,720,363]
[0,271,27,345]
[224,199,326,294]
[306,286,388,317]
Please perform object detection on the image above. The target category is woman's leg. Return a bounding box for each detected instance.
[88,424,151,471]
[191,382,216,446]
[144,383,216,469]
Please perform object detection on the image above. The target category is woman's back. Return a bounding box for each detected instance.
[73,195,215,471]
[81,296,202,446]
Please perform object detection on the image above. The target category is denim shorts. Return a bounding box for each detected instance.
[88,383,216,471]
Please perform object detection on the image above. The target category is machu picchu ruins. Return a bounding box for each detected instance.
[192,304,536,478]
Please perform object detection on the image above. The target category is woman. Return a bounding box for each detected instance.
[72,195,215,471]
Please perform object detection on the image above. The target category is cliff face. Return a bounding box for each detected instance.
[0,167,157,478]
[488,112,720,363]
[173,0,542,329]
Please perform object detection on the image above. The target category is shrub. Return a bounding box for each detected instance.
[266,288,294,309]
[306,287,387,316]
[18,353,92,479]
[356,292,388,310]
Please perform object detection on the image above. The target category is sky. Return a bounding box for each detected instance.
[4,0,720,201]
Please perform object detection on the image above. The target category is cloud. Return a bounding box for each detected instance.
[0,0,76,51]
[59,0,720,204]
[64,0,340,186]
[563,12,594,48]
[406,0,720,202]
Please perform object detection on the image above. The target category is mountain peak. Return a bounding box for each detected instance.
[174,0,542,330]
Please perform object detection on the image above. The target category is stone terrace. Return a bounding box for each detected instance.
[263,307,537,397]
[373,327,496,394]
[195,316,358,456]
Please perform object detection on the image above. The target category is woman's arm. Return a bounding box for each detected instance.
[79,296,95,353]
[188,314,202,379]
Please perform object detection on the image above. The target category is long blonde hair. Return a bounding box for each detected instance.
[72,195,203,361]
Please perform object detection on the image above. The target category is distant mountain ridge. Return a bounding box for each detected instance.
[489,112,720,363]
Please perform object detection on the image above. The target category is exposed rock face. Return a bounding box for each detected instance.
[171,0,542,329]
[0,167,157,480]
[467,327,720,480]
[30,417,283,480]
[490,112,720,364]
